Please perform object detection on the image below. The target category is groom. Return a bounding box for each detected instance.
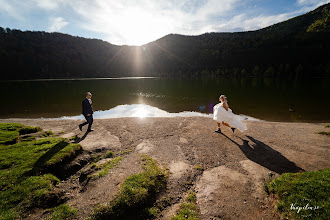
[79,92,94,132]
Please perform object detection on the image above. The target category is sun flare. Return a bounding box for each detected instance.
[133,106,149,118]
[114,7,168,45]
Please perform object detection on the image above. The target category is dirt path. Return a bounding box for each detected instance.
[1,117,329,219]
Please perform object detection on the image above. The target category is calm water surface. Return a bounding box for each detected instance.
[1,77,329,122]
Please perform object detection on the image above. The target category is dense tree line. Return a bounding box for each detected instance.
[0,3,329,80]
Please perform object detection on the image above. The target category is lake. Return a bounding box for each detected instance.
[1,77,329,122]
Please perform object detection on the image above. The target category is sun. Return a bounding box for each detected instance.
[132,105,149,118]
[117,8,167,45]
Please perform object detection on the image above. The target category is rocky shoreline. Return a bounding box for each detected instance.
[1,117,329,219]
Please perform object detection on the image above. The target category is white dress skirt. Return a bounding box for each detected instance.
[213,103,247,132]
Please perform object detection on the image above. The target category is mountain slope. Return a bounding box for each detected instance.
[0,3,329,80]
[260,3,330,33]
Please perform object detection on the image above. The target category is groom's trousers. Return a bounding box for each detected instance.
[80,114,93,130]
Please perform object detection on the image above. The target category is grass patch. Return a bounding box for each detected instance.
[18,126,41,135]
[43,141,82,167]
[93,157,123,178]
[318,131,330,136]
[47,204,77,220]
[172,190,199,220]
[117,148,133,155]
[148,207,160,218]
[21,135,36,142]
[195,165,202,171]
[41,131,53,137]
[0,123,25,132]
[0,130,19,145]
[0,123,82,219]
[89,155,168,219]
[324,125,330,128]
[268,169,329,219]
[90,154,103,163]
[0,123,41,145]
[118,148,133,155]
[68,135,78,141]
[105,151,114,158]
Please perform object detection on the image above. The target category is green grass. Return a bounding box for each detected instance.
[90,154,102,163]
[0,123,82,220]
[318,131,330,136]
[118,149,133,155]
[18,126,41,135]
[47,204,77,220]
[93,157,123,178]
[268,169,329,220]
[41,131,53,137]
[147,207,160,218]
[0,123,26,132]
[172,190,199,220]
[0,130,19,145]
[0,123,41,145]
[21,135,36,142]
[324,125,330,128]
[89,155,168,219]
[44,141,82,167]
[105,151,114,158]
[147,196,172,218]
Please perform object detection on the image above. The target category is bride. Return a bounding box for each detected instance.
[213,95,247,133]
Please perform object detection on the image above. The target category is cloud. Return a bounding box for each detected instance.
[49,17,68,32]
[71,0,239,45]
[214,12,296,32]
[296,0,330,12]
[197,0,238,17]
[1,0,329,45]
[211,0,330,33]
[297,0,330,6]
[33,0,60,10]
[0,0,25,21]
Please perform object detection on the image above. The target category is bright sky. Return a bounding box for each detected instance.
[0,0,329,46]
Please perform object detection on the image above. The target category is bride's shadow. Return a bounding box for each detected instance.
[220,133,304,174]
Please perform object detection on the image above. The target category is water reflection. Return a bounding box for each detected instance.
[57,104,215,119]
[1,77,329,122]
[56,104,259,121]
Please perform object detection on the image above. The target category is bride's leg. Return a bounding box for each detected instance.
[222,121,231,128]
[215,122,221,133]
[222,121,236,133]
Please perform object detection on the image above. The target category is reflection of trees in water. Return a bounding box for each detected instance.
[1,78,329,121]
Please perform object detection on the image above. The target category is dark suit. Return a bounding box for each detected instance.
[80,98,93,131]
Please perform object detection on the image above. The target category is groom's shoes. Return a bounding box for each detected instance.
[87,129,94,132]
[79,124,82,131]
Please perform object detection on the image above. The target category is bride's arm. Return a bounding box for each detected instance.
[223,103,229,111]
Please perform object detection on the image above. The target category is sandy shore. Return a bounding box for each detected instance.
[1,117,329,219]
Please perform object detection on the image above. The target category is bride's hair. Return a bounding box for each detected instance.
[219,95,227,103]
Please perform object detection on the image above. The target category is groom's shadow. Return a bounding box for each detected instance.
[73,130,90,143]
[220,133,304,174]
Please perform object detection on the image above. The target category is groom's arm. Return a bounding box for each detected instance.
[82,99,89,115]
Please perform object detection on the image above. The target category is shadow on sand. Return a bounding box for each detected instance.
[73,130,90,143]
[220,133,304,174]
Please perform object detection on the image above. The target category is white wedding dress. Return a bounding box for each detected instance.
[213,103,247,132]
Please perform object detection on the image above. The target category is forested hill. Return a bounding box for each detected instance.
[0,3,329,80]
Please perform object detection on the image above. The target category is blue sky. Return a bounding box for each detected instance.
[0,0,329,45]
